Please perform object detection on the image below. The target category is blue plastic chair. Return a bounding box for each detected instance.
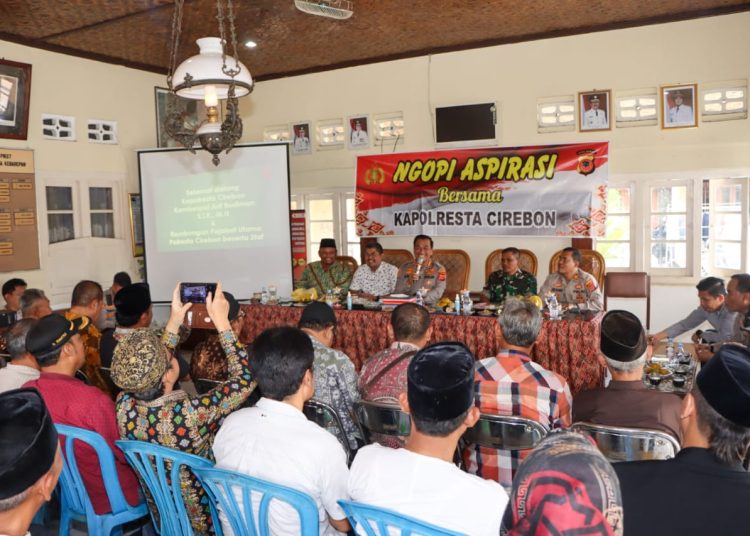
[55,424,149,536]
[193,466,319,536]
[339,500,466,536]
[116,440,217,535]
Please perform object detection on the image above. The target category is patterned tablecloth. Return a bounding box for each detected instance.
[240,305,605,396]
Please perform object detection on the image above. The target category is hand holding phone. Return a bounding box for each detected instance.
[180,282,218,304]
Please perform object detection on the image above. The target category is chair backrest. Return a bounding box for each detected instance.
[571,422,680,462]
[303,399,353,461]
[548,249,606,287]
[484,249,539,279]
[353,400,411,443]
[194,466,320,536]
[339,500,466,536]
[382,249,414,271]
[56,424,147,530]
[461,414,547,451]
[431,249,470,297]
[336,256,359,273]
[116,439,215,535]
[603,272,651,328]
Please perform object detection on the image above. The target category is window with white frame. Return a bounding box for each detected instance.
[46,186,75,244]
[89,187,115,238]
[290,191,360,263]
[648,183,690,274]
[705,178,748,277]
[596,184,633,269]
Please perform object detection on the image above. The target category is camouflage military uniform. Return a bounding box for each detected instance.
[484,269,538,303]
[296,261,354,298]
[539,269,603,311]
[394,260,447,305]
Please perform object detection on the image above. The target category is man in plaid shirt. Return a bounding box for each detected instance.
[464,299,572,489]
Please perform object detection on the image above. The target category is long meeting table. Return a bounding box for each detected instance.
[239,304,606,396]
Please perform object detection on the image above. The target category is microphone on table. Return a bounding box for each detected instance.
[415,255,425,278]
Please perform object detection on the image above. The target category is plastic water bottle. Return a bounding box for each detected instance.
[461,291,473,315]
[547,294,560,320]
[677,343,685,360]
[454,293,461,314]
[666,337,676,365]
[260,287,269,305]
[346,291,352,311]
[325,289,334,306]
[415,290,424,307]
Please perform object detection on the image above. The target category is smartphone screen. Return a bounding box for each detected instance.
[180,283,217,304]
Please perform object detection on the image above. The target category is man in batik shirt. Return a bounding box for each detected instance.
[539,247,603,311]
[296,238,354,298]
[359,303,431,447]
[483,247,537,303]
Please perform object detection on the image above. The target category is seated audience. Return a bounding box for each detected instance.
[483,247,537,303]
[296,238,354,298]
[64,280,110,396]
[299,302,360,450]
[0,319,39,393]
[466,299,572,488]
[395,234,447,304]
[349,342,508,535]
[110,271,132,298]
[213,327,351,536]
[649,276,736,346]
[111,282,255,534]
[358,302,432,447]
[100,282,153,368]
[1,277,26,312]
[615,345,750,535]
[189,291,245,392]
[540,247,603,311]
[696,272,750,361]
[501,431,623,535]
[349,242,398,301]
[574,310,682,441]
[23,314,141,515]
[0,388,62,536]
[19,289,52,320]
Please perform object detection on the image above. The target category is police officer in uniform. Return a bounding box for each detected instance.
[540,247,603,311]
[395,235,447,305]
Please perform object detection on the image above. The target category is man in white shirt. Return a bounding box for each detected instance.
[582,94,608,129]
[213,326,351,536]
[350,119,368,146]
[0,319,40,393]
[349,242,398,301]
[293,126,310,153]
[349,342,508,536]
[667,90,693,125]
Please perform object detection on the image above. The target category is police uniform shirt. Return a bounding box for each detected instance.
[539,268,603,311]
[394,260,447,305]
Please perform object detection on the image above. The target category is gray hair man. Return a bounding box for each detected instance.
[19,289,52,320]
[0,319,40,393]
[465,298,572,488]
[573,310,682,440]
[615,345,750,535]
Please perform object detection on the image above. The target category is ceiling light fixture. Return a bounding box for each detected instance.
[164,0,253,165]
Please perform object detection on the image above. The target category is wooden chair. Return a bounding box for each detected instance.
[484,249,539,279]
[604,272,651,328]
[548,249,606,287]
[432,249,470,297]
[381,249,414,270]
[571,422,679,463]
[336,255,358,274]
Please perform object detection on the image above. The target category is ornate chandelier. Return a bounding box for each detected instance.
[164,0,253,165]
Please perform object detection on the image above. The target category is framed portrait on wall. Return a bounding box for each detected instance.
[0,59,32,140]
[348,114,370,149]
[578,90,611,132]
[154,87,207,147]
[128,193,144,257]
[290,121,312,155]
[661,84,697,129]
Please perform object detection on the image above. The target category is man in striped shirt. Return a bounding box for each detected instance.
[464,298,572,489]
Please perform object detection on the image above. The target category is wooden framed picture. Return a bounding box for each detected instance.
[128,193,144,257]
[661,84,698,129]
[154,87,206,147]
[578,90,611,132]
[0,59,32,140]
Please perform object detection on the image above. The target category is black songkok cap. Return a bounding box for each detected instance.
[600,310,647,362]
[697,345,750,428]
[319,238,337,249]
[0,388,58,499]
[407,342,475,422]
[299,301,337,327]
[26,314,89,361]
[114,283,151,318]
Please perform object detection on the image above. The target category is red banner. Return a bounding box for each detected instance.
[355,142,608,237]
[290,210,307,283]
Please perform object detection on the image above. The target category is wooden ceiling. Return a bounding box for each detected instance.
[1,1,749,81]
